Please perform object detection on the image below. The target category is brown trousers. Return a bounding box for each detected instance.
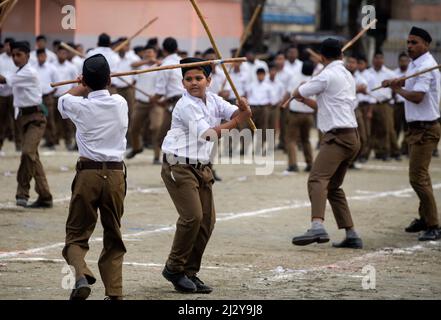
[116,87,135,142]
[0,95,21,150]
[16,111,52,201]
[62,164,127,297]
[42,94,57,146]
[394,102,409,154]
[131,100,164,159]
[54,97,75,147]
[371,103,400,157]
[251,105,269,142]
[285,112,314,167]
[355,107,368,160]
[308,130,361,229]
[161,163,215,276]
[407,123,440,227]
[358,102,372,158]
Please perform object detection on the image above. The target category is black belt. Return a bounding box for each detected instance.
[326,128,358,135]
[289,110,312,115]
[251,105,269,108]
[19,106,42,115]
[163,154,209,170]
[167,96,181,104]
[76,161,124,171]
[373,100,391,105]
[408,120,439,130]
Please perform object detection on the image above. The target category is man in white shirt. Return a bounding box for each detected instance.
[152,37,185,146]
[284,45,303,77]
[346,54,369,165]
[356,55,374,162]
[34,49,58,149]
[387,27,441,241]
[58,54,128,300]
[53,46,79,150]
[292,38,363,249]
[367,51,400,161]
[203,48,228,99]
[283,60,315,173]
[0,37,21,152]
[86,33,120,91]
[393,52,410,155]
[0,41,53,208]
[267,63,286,136]
[30,35,57,65]
[126,45,162,163]
[161,57,251,294]
[113,37,139,141]
[241,50,269,84]
[245,68,272,147]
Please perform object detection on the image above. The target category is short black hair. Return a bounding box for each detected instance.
[134,46,146,55]
[4,37,15,44]
[98,33,111,47]
[82,54,110,90]
[374,50,384,57]
[147,37,158,47]
[36,35,47,42]
[163,37,178,53]
[203,48,216,56]
[256,68,266,74]
[53,40,61,48]
[357,54,368,63]
[144,44,157,52]
[11,41,31,54]
[181,57,212,78]
[36,48,46,55]
[398,52,408,59]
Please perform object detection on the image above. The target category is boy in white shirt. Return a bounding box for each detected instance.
[58,54,128,300]
[161,57,251,294]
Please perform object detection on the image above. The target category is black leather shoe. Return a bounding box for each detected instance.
[418,228,441,242]
[189,275,213,294]
[126,149,143,159]
[405,218,427,233]
[332,237,363,249]
[304,164,312,172]
[212,170,222,182]
[27,199,53,209]
[69,277,91,300]
[287,165,299,173]
[162,266,196,293]
[292,229,330,246]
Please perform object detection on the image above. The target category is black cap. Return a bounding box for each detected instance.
[409,26,432,44]
[180,57,212,78]
[98,33,111,47]
[302,60,315,76]
[82,54,110,90]
[11,41,30,53]
[319,38,342,59]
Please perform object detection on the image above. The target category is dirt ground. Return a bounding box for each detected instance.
[0,135,440,301]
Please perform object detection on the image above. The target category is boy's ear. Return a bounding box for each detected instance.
[206,75,212,85]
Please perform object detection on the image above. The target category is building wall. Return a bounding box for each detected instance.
[1,0,243,56]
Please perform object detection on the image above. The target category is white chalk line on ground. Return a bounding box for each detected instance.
[1,183,440,260]
[265,241,441,282]
[0,257,252,271]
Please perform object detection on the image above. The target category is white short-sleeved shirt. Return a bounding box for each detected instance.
[287,73,314,113]
[353,72,368,108]
[284,59,303,78]
[268,78,285,106]
[0,53,18,97]
[298,60,357,133]
[207,66,227,95]
[162,91,238,162]
[34,61,58,95]
[5,63,43,118]
[393,68,407,103]
[155,53,184,99]
[53,60,79,97]
[224,68,246,100]
[241,59,269,84]
[404,52,441,122]
[356,69,373,104]
[246,80,272,106]
[134,63,158,103]
[366,66,395,103]
[58,90,128,162]
[113,52,140,88]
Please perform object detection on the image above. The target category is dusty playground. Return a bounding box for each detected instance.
[0,136,440,300]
